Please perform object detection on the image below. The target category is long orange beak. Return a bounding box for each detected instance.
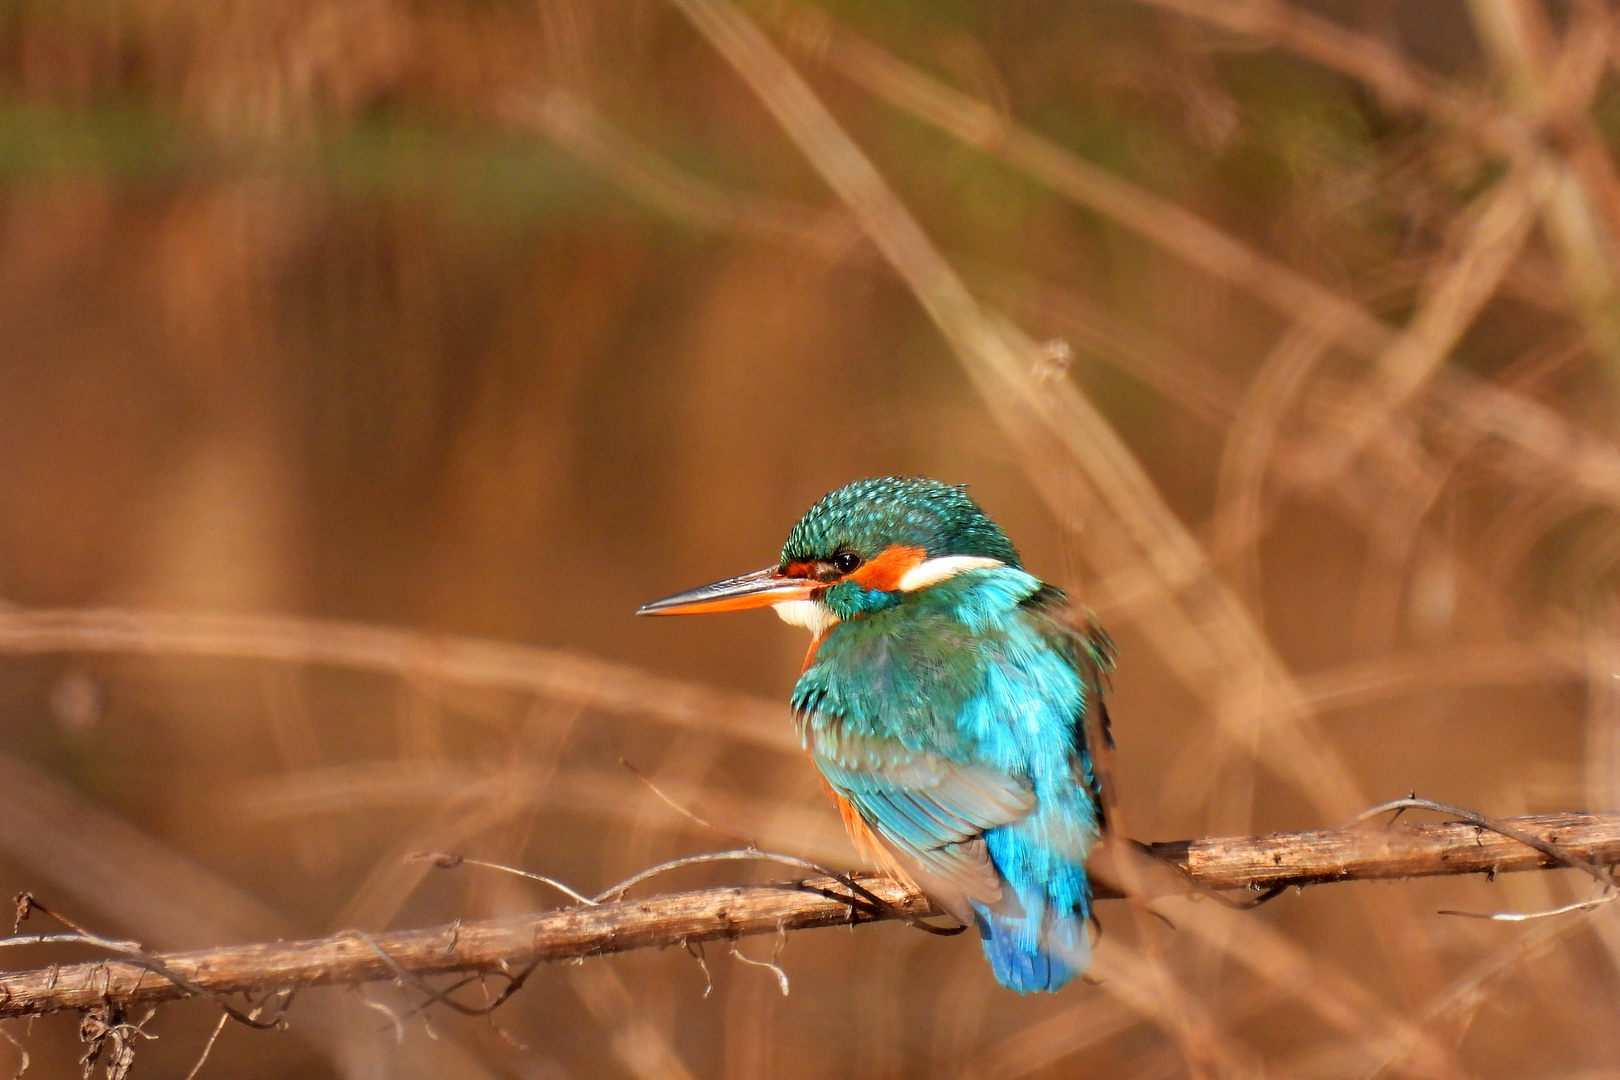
[637,567,819,616]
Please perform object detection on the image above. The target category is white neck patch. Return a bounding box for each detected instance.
[773,599,839,637]
[896,555,1004,592]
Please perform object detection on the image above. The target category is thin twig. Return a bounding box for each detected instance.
[618,758,756,846]
[1438,893,1619,922]
[0,1024,26,1080]
[357,992,405,1044]
[728,926,790,996]
[595,848,837,902]
[346,931,536,1018]
[407,853,597,907]
[179,1012,229,1080]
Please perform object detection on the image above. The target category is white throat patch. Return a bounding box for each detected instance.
[773,599,839,637]
[896,555,1004,591]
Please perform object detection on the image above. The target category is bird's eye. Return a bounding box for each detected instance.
[831,552,862,574]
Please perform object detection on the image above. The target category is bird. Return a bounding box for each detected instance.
[637,476,1114,992]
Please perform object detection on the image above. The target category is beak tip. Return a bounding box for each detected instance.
[637,567,812,618]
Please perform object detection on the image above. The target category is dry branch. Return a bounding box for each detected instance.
[3,811,1616,1022]
[1148,810,1619,890]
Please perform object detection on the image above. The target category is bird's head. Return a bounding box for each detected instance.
[637,477,1020,633]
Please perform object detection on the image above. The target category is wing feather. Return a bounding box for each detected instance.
[807,729,1035,920]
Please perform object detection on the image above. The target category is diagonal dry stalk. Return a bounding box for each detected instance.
[1090,934,1263,1080]
[2,811,1615,1022]
[505,91,861,260]
[1210,319,1336,610]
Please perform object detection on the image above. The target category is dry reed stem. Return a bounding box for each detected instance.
[0,811,1614,1023]
[983,271,1242,422]
[1210,319,1335,606]
[234,760,849,863]
[1296,641,1581,717]
[0,607,797,751]
[508,92,860,260]
[1435,370,1620,502]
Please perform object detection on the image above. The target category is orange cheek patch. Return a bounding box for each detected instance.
[849,544,927,592]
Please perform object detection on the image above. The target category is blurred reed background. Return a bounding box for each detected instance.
[2,0,1620,1076]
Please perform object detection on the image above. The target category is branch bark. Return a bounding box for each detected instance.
[2,811,1615,1021]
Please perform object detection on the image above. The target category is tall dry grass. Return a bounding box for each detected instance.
[1,0,1619,1077]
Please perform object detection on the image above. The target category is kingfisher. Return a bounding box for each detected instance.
[638,477,1114,992]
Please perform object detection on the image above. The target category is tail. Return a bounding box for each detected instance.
[972,902,1092,993]
[973,819,1095,993]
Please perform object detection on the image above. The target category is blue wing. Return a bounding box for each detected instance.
[808,731,1035,919]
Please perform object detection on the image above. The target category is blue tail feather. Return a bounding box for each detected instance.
[973,905,1091,993]
[974,813,1096,992]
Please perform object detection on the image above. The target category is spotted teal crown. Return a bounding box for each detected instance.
[780,477,1022,569]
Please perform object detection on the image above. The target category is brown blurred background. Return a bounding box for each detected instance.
[3,0,1620,1076]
